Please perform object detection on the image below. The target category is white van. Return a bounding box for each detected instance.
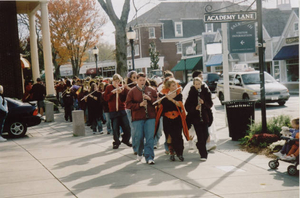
[217,71,290,106]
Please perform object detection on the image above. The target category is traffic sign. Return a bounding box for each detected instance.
[229,22,256,54]
[204,12,257,23]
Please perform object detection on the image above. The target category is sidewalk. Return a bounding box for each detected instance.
[0,103,299,198]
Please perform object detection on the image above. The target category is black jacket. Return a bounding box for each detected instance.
[185,85,213,126]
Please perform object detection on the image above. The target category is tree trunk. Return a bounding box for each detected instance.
[115,24,127,77]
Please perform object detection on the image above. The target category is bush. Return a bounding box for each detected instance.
[240,115,291,147]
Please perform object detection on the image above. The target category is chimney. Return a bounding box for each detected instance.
[277,0,292,10]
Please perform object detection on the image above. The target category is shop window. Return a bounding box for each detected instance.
[286,59,299,82]
[273,61,280,81]
[206,23,213,32]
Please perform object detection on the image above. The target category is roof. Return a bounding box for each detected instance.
[262,8,299,37]
[128,1,248,27]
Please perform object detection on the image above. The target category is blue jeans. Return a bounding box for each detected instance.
[97,117,103,132]
[104,112,112,133]
[0,111,7,136]
[132,119,155,162]
[126,109,137,152]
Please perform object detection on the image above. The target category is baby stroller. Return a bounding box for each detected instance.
[268,136,299,176]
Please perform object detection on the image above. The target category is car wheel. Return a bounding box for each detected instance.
[9,122,27,137]
[243,94,250,100]
[278,101,286,106]
[219,92,224,105]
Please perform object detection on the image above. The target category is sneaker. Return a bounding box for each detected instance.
[137,155,142,162]
[121,140,132,147]
[178,155,184,162]
[200,158,207,161]
[283,155,296,161]
[99,131,104,134]
[112,142,120,149]
[0,136,7,142]
[154,146,157,149]
[133,152,137,155]
[273,151,283,158]
[165,151,170,155]
[170,155,175,161]
[206,143,217,151]
[148,159,155,165]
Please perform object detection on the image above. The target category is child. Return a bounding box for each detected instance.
[273,118,299,160]
[185,77,213,161]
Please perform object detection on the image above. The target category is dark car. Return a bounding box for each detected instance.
[202,73,220,93]
[3,98,41,137]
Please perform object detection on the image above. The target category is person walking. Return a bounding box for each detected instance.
[29,78,46,118]
[185,77,213,161]
[0,85,8,142]
[103,74,132,149]
[126,72,157,164]
[155,78,189,161]
[62,80,74,122]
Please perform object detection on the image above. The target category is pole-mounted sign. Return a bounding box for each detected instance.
[204,12,257,23]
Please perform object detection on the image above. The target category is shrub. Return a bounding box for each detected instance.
[240,115,291,147]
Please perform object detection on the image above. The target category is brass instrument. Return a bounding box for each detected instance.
[152,87,181,105]
[62,87,72,97]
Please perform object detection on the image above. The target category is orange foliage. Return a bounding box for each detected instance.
[39,0,107,74]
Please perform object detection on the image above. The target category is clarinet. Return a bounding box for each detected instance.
[198,90,203,122]
[142,86,149,118]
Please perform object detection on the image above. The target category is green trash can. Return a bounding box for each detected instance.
[224,100,255,141]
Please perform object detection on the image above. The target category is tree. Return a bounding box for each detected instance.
[42,0,107,76]
[149,41,160,70]
[97,0,130,77]
[97,42,116,61]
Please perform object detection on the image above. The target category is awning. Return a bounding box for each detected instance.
[171,57,202,71]
[20,55,30,69]
[206,54,223,67]
[273,45,299,60]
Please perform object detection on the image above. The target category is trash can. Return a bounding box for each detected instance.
[224,100,255,141]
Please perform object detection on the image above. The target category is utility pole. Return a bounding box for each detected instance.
[257,0,267,132]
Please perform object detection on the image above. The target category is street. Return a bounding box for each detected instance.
[0,95,299,198]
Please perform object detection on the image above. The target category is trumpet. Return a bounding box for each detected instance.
[152,87,181,105]
[62,87,72,97]
[80,90,97,101]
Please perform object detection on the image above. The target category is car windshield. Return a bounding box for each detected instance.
[202,74,208,81]
[241,72,276,85]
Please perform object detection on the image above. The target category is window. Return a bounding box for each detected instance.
[294,22,298,31]
[206,23,213,32]
[273,61,280,81]
[286,59,299,82]
[175,22,183,37]
[135,29,139,40]
[135,44,139,56]
[177,43,182,54]
[149,27,155,38]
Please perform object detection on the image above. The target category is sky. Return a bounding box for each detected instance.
[99,0,299,45]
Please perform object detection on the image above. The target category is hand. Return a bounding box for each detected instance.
[166,95,172,101]
[140,100,147,107]
[196,105,200,110]
[143,94,151,101]
[116,88,123,94]
[199,98,204,104]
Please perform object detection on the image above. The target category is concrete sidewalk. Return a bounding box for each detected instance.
[0,103,299,198]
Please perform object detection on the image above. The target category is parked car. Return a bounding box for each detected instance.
[3,98,41,137]
[202,72,220,93]
[216,71,290,106]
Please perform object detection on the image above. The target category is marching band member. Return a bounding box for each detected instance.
[62,80,75,122]
[126,72,157,164]
[185,77,213,161]
[103,74,132,149]
[155,78,189,162]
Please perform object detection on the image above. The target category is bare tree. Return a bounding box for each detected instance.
[97,0,130,77]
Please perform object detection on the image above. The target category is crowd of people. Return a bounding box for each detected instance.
[2,70,297,164]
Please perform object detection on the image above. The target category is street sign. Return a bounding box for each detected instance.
[229,22,256,54]
[204,12,257,23]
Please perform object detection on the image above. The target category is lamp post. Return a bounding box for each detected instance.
[127,26,136,71]
[92,46,99,77]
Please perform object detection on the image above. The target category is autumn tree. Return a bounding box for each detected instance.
[40,0,107,76]
[97,0,130,77]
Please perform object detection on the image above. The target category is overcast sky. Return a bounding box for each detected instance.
[99,0,299,45]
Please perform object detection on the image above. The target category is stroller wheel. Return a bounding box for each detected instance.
[269,160,279,169]
[287,165,297,176]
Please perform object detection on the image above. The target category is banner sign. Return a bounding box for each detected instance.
[229,22,256,54]
[204,12,257,23]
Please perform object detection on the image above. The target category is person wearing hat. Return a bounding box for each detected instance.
[0,85,8,142]
[30,78,46,118]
